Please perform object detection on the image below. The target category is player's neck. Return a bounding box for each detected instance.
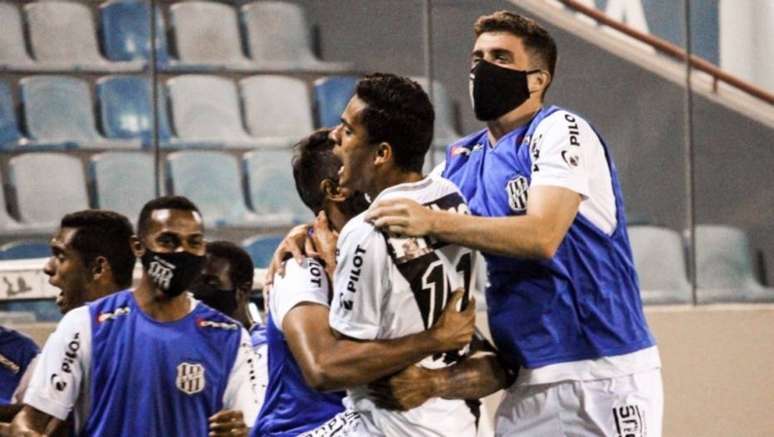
[369,169,424,200]
[134,275,192,322]
[487,100,542,144]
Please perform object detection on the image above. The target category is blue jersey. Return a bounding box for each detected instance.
[0,326,38,404]
[254,259,344,437]
[85,291,243,436]
[443,105,654,369]
[250,323,268,349]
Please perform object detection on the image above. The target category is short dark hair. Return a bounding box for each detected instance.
[355,73,434,173]
[60,210,135,288]
[206,241,254,289]
[137,196,201,238]
[474,11,558,96]
[291,129,339,214]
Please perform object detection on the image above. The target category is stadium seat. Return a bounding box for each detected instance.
[97,75,173,146]
[169,1,252,71]
[167,75,256,147]
[0,241,50,260]
[24,1,142,72]
[628,226,692,304]
[0,2,38,71]
[0,81,23,149]
[21,76,140,149]
[243,149,312,225]
[166,151,265,227]
[314,75,359,128]
[0,168,28,234]
[100,0,169,67]
[240,75,314,146]
[240,1,352,72]
[89,152,156,220]
[242,234,285,268]
[695,225,774,303]
[8,153,89,229]
[412,77,462,148]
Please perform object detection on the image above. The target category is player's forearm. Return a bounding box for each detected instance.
[311,331,445,391]
[0,404,22,421]
[430,354,510,400]
[10,405,51,435]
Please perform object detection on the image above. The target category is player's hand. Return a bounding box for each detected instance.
[429,289,476,352]
[263,224,312,290]
[365,198,435,237]
[208,410,248,437]
[368,365,438,411]
[310,210,339,278]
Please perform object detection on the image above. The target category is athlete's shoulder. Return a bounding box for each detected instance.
[194,302,243,333]
[450,128,488,150]
[338,209,376,244]
[535,106,595,135]
[89,288,133,310]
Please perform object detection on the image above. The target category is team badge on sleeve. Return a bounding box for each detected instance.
[176,362,206,395]
[506,175,529,212]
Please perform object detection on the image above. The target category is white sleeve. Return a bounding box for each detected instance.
[269,258,330,332]
[23,306,91,421]
[529,111,602,199]
[222,329,262,426]
[429,160,446,178]
[11,355,38,404]
[328,222,390,340]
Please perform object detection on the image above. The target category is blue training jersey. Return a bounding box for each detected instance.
[443,105,654,369]
[0,326,38,404]
[85,290,243,436]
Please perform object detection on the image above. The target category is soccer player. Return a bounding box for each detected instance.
[366,11,663,436]
[191,240,269,410]
[11,197,260,436]
[294,74,479,436]
[1,209,135,429]
[254,129,475,437]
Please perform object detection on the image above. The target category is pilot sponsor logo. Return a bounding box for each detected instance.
[51,332,81,391]
[340,245,366,311]
[309,260,323,289]
[564,113,582,147]
[97,306,131,323]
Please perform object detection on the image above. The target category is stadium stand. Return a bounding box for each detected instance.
[241,233,284,268]
[166,150,266,227]
[97,75,173,146]
[169,1,253,71]
[0,2,39,71]
[0,240,49,260]
[695,225,774,303]
[243,149,311,225]
[314,75,359,128]
[166,75,256,147]
[240,1,352,72]
[0,80,24,149]
[239,75,314,147]
[100,0,169,68]
[89,152,156,220]
[21,76,141,149]
[628,225,692,304]
[412,77,463,148]
[24,1,143,72]
[8,153,89,230]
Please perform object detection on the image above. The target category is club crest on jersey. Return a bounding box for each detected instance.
[176,362,206,395]
[506,175,529,212]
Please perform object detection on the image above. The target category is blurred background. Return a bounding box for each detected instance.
[0,0,772,435]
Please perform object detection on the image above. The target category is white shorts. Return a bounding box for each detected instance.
[301,409,366,437]
[494,368,663,437]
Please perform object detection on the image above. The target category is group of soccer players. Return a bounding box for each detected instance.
[1,9,662,437]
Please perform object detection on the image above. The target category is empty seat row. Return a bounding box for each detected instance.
[0,74,461,151]
[0,0,350,73]
[629,225,774,304]
[0,150,310,233]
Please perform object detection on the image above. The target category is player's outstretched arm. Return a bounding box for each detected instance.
[284,290,475,392]
[9,405,51,436]
[366,185,580,260]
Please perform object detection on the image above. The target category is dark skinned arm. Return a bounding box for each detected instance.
[9,405,52,436]
[284,289,476,392]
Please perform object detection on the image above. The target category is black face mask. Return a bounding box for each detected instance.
[470,59,540,121]
[141,249,205,298]
[189,282,238,316]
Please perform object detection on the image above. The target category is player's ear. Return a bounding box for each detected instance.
[374,142,392,166]
[529,70,551,96]
[129,235,144,257]
[321,178,347,203]
[91,256,110,280]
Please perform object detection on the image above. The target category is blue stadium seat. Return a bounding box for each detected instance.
[24,1,142,72]
[89,152,156,220]
[9,153,89,229]
[242,234,285,268]
[166,151,264,227]
[0,2,38,71]
[97,75,172,146]
[314,75,359,128]
[240,75,314,146]
[243,149,312,225]
[695,225,774,303]
[241,1,352,72]
[0,81,23,149]
[628,226,692,304]
[167,75,255,147]
[0,241,50,260]
[100,0,169,67]
[169,1,252,71]
[21,76,140,149]
[0,301,60,322]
